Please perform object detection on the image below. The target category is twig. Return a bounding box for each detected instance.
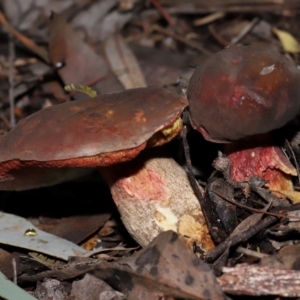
[208,24,231,47]
[284,139,300,188]
[12,258,17,284]
[182,127,204,196]
[83,246,138,257]
[150,0,175,26]
[8,32,16,128]
[206,214,278,262]
[0,11,50,63]
[152,24,212,56]
[194,12,226,27]
[231,17,260,44]
[236,246,269,259]
[182,126,228,243]
[212,189,291,219]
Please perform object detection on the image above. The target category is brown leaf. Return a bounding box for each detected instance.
[48,13,123,99]
[277,244,300,270]
[92,231,225,300]
[104,34,147,89]
[45,214,111,245]
[20,231,225,300]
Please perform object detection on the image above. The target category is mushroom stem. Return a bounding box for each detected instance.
[100,147,214,251]
[224,134,297,191]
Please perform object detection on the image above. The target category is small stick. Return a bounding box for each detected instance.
[8,32,16,128]
[0,11,49,63]
[284,139,300,188]
[208,24,231,47]
[212,189,291,219]
[194,12,226,27]
[12,257,17,284]
[231,17,260,44]
[152,24,212,56]
[182,127,204,197]
[206,214,278,262]
[236,246,269,259]
[182,126,228,243]
[150,0,175,26]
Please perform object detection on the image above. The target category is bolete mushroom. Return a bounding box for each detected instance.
[0,87,213,250]
[187,45,300,191]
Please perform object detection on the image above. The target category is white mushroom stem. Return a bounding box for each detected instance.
[100,147,214,251]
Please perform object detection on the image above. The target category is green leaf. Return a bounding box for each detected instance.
[64,84,97,98]
[0,271,37,300]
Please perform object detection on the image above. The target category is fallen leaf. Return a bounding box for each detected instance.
[0,270,36,300]
[48,13,123,99]
[20,231,225,299]
[44,213,111,245]
[0,212,86,260]
[277,244,300,270]
[104,34,147,89]
[272,189,300,203]
[273,28,300,53]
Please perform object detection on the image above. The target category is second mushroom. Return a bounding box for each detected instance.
[187,45,300,192]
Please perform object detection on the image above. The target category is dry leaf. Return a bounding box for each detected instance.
[0,212,86,260]
[48,13,123,99]
[273,28,300,53]
[20,231,225,299]
[0,270,36,300]
[104,34,147,89]
[272,190,300,203]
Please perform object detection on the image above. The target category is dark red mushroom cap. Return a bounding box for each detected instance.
[187,46,300,143]
[1,87,186,163]
[0,87,187,190]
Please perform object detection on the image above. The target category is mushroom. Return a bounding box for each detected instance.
[187,45,300,191]
[0,87,213,250]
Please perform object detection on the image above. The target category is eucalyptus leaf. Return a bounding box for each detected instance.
[0,212,86,260]
[0,270,36,300]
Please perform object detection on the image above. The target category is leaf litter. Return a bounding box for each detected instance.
[1,1,300,299]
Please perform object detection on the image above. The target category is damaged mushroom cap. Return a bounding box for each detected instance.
[187,46,300,143]
[0,87,187,190]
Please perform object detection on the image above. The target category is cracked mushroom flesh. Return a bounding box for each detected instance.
[187,46,300,190]
[0,87,213,249]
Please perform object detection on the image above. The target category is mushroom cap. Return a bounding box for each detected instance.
[0,87,187,166]
[187,46,300,143]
